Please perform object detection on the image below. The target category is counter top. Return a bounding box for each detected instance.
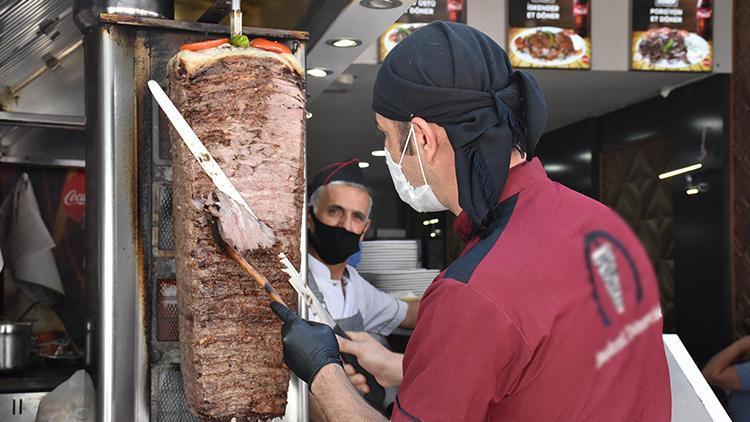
[0,355,80,393]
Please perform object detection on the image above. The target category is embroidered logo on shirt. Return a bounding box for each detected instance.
[584,231,643,326]
[591,243,625,315]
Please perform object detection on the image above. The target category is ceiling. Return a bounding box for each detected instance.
[528,69,709,131]
[307,63,708,220]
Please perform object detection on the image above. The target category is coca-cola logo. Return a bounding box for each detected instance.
[60,171,86,223]
[574,4,589,15]
[63,190,86,206]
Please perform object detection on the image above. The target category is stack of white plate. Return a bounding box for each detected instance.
[358,240,419,273]
[361,269,441,297]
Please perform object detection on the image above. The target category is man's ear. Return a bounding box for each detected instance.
[411,116,439,164]
[307,208,315,233]
[361,220,372,240]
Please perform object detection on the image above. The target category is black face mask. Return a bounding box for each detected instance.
[309,213,361,265]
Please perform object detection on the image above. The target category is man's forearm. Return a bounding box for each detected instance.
[704,339,750,378]
[380,350,404,387]
[399,300,420,329]
[311,364,387,421]
[309,393,330,422]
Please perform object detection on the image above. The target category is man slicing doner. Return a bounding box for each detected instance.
[271,22,671,421]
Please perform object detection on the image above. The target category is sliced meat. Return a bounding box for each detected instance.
[167,45,305,420]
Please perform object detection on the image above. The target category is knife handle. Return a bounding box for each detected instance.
[331,325,386,411]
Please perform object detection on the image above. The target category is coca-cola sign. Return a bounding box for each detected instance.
[63,190,86,206]
[60,171,85,223]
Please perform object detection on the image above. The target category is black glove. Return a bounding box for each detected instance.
[271,302,342,386]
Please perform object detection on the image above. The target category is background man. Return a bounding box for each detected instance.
[703,335,750,420]
[306,159,419,417]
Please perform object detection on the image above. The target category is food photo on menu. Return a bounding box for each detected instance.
[631,0,713,72]
[507,0,591,70]
[378,0,465,62]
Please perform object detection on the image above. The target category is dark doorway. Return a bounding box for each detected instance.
[599,134,675,331]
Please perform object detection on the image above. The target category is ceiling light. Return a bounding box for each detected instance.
[684,174,709,195]
[371,150,386,157]
[544,164,569,173]
[360,0,402,9]
[430,218,439,224]
[306,67,331,78]
[658,163,702,179]
[576,151,592,162]
[327,38,361,48]
[423,220,431,226]
[336,73,356,85]
[429,232,437,238]
[358,161,370,168]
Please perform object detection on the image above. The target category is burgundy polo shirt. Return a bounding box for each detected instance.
[392,158,671,421]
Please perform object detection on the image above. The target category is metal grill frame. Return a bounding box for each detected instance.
[84,15,309,422]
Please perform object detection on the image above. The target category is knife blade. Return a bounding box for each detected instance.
[147,80,259,222]
[278,253,341,332]
[278,255,387,407]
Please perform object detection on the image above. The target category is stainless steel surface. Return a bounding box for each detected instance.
[0,0,82,92]
[6,43,85,116]
[74,0,174,30]
[0,157,85,168]
[83,24,138,421]
[0,391,47,422]
[98,13,308,40]
[0,112,84,129]
[11,41,83,96]
[0,124,85,168]
[229,0,241,38]
[0,322,32,372]
[84,319,94,370]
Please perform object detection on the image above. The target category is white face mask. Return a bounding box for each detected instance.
[384,124,448,213]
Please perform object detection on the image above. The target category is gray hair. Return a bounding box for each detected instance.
[309,181,373,218]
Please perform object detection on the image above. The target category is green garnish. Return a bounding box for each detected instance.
[231,34,250,48]
[662,38,674,53]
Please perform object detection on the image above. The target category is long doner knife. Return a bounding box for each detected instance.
[149,80,385,404]
[279,255,387,407]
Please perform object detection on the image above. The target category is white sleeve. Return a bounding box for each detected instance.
[355,274,408,336]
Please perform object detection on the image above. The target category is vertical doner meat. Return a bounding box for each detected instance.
[167,45,305,420]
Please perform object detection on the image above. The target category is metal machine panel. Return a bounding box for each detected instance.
[83,15,308,422]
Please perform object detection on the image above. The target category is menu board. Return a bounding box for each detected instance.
[378,0,467,62]
[507,0,591,70]
[631,0,713,72]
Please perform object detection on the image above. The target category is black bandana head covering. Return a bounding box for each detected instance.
[372,21,548,230]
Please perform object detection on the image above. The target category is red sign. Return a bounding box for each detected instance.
[60,171,85,223]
